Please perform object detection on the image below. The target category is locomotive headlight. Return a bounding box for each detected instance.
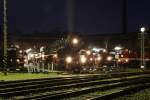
[107,56,112,61]
[66,56,72,64]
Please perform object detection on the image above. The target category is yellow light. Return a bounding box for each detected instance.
[53,54,58,58]
[125,59,129,62]
[16,59,20,63]
[24,59,27,62]
[103,49,107,53]
[72,38,79,45]
[97,56,102,61]
[80,56,87,64]
[35,54,38,57]
[86,50,91,55]
[107,56,112,61]
[42,54,45,58]
[90,58,93,61]
[66,56,72,64]
[118,59,121,62]
[121,55,124,57]
[19,50,23,53]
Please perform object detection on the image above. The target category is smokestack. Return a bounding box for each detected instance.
[122,0,127,34]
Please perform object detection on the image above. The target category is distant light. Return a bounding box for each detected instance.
[97,56,102,61]
[66,56,72,64]
[103,49,107,53]
[92,48,100,52]
[121,55,124,57]
[16,59,20,63]
[114,46,122,51]
[107,56,112,61]
[72,38,79,45]
[125,59,129,62]
[53,54,58,58]
[80,56,87,64]
[24,59,27,62]
[35,54,38,57]
[42,54,45,58]
[40,46,44,52]
[16,69,20,71]
[140,65,145,69]
[86,50,91,55]
[90,58,93,61]
[140,27,146,33]
[118,59,121,62]
[19,50,23,53]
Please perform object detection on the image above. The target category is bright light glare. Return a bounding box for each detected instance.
[140,27,146,33]
[53,54,58,58]
[42,54,45,59]
[114,46,122,51]
[90,58,93,61]
[86,50,91,55]
[16,59,20,63]
[72,38,79,44]
[80,56,87,64]
[141,65,145,69]
[92,48,100,52]
[24,59,27,62]
[35,54,38,57]
[19,50,23,53]
[125,59,129,62]
[97,56,102,61]
[103,49,107,53]
[107,56,112,61]
[66,56,72,64]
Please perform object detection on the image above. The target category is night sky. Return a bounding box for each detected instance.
[1,0,150,34]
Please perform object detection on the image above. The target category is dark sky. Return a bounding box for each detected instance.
[1,0,150,34]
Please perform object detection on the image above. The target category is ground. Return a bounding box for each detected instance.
[0,71,97,81]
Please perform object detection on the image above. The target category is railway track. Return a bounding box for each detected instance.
[0,72,150,100]
[19,77,150,100]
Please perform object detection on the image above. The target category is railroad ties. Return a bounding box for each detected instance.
[0,72,150,100]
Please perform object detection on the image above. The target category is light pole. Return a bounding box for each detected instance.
[140,27,146,69]
[3,0,7,59]
[3,0,8,75]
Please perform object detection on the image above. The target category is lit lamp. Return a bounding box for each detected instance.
[66,56,72,64]
[80,56,87,64]
[53,54,58,58]
[65,56,73,70]
[140,27,146,68]
[97,56,102,61]
[107,56,112,61]
[140,27,145,33]
[72,38,79,45]
[86,50,91,55]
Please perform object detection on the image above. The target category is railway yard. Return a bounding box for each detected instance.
[0,72,150,100]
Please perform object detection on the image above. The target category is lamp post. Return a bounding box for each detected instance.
[140,27,145,69]
[3,0,8,75]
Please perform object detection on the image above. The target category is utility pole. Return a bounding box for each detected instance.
[3,0,7,58]
[3,0,8,75]
[140,27,145,69]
